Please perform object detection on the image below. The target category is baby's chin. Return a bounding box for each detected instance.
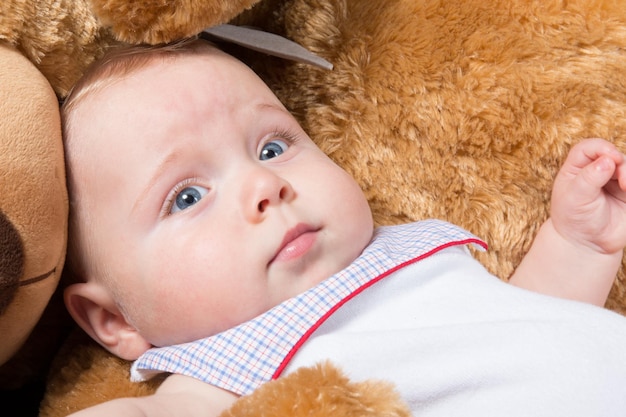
[268,263,345,306]
[308,230,372,287]
[305,251,361,288]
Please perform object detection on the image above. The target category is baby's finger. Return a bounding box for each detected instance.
[565,138,622,172]
[574,155,617,199]
[604,180,626,205]
[614,154,626,191]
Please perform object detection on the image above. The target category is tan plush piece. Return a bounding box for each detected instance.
[1,0,626,414]
[0,43,67,370]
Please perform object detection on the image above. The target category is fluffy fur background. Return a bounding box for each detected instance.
[0,0,116,96]
[40,0,626,414]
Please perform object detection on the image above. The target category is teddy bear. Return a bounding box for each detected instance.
[1,0,626,415]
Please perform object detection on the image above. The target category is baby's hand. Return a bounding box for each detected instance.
[551,138,626,255]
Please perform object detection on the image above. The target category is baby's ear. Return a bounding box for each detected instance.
[64,282,152,360]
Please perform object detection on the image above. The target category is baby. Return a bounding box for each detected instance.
[62,39,626,416]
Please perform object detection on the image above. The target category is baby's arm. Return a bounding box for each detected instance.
[510,138,626,306]
[67,374,237,417]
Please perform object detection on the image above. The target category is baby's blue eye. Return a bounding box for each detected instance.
[170,185,209,214]
[260,140,289,161]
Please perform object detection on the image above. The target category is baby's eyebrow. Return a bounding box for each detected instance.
[131,149,183,217]
[255,101,289,113]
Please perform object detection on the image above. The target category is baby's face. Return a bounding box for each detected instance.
[68,47,373,348]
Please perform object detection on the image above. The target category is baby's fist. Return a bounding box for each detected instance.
[551,138,626,254]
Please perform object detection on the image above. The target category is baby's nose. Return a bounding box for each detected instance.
[244,168,295,222]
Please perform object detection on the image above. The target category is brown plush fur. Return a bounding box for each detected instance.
[221,362,410,417]
[0,0,117,97]
[2,0,626,414]
[39,330,164,416]
[90,0,262,44]
[0,0,260,96]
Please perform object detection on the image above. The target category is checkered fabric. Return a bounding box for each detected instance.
[131,220,485,395]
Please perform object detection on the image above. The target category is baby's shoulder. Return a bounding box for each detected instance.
[155,373,238,416]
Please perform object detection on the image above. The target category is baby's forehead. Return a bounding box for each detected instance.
[67,42,276,147]
[126,48,255,95]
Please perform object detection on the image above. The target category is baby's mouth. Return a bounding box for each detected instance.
[270,224,319,264]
